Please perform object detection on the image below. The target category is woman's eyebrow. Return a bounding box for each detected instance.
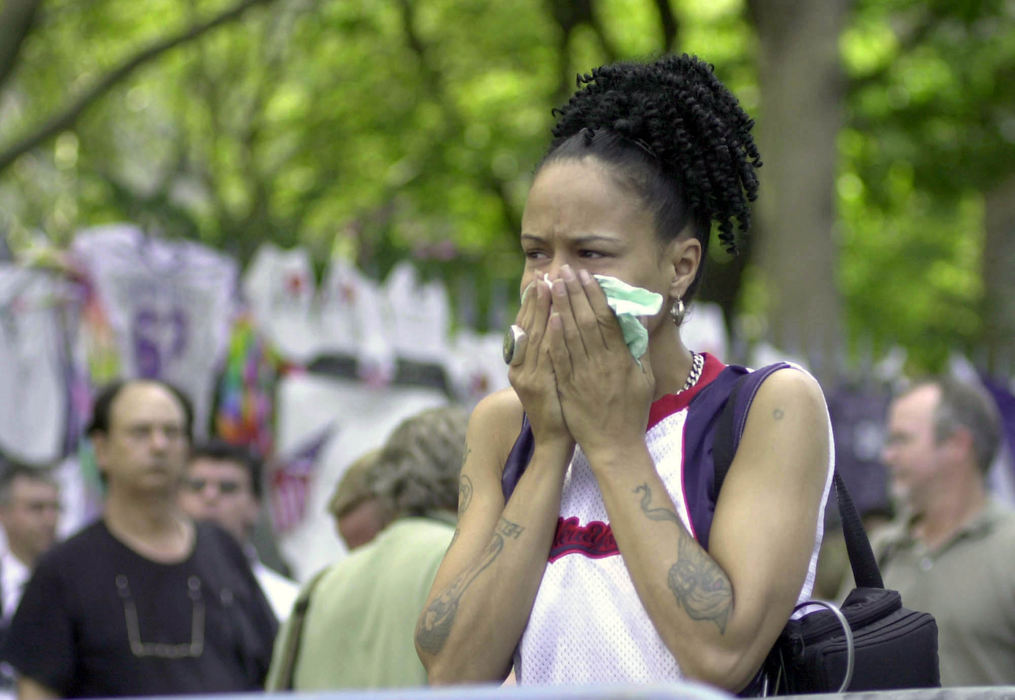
[520,233,622,245]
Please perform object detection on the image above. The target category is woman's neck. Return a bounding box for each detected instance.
[646,324,694,399]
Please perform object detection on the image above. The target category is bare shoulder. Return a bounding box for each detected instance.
[753,365,827,408]
[472,387,523,420]
[470,388,523,436]
[738,366,831,481]
[465,388,524,475]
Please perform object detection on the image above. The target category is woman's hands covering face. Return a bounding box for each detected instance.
[542,265,655,458]
[507,278,574,452]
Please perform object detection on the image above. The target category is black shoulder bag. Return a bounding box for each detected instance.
[714,369,940,695]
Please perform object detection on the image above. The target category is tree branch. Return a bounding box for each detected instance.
[652,0,680,52]
[0,0,43,94]
[0,0,276,175]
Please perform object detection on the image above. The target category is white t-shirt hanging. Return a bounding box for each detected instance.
[446,329,510,407]
[384,262,450,365]
[0,265,69,464]
[70,225,237,436]
[319,257,396,385]
[242,243,320,364]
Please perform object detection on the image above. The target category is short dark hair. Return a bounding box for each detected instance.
[0,460,58,506]
[541,54,761,302]
[86,379,194,441]
[904,376,1002,475]
[188,439,263,501]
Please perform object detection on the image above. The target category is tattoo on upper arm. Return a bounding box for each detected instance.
[458,474,473,518]
[633,483,733,634]
[415,517,525,655]
[773,408,784,420]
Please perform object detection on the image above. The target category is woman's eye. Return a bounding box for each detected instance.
[524,250,547,260]
[579,250,605,259]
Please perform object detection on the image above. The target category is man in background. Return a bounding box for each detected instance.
[0,462,61,697]
[326,448,390,550]
[875,375,1015,686]
[0,463,61,628]
[266,404,468,690]
[179,439,299,621]
[3,379,276,699]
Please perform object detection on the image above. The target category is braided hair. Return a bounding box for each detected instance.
[541,54,761,300]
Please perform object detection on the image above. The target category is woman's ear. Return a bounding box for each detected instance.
[666,236,702,300]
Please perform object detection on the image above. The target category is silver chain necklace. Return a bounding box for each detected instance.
[677,351,704,394]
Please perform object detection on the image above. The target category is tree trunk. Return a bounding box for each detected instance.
[982,176,1015,377]
[747,0,850,384]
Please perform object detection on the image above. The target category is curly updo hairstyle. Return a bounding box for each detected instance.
[541,54,761,301]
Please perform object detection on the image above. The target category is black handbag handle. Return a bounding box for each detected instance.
[714,368,885,590]
[833,470,884,589]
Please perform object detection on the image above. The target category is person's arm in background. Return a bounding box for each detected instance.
[17,676,59,700]
[4,553,74,700]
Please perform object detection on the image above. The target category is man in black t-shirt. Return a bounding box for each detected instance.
[2,379,277,699]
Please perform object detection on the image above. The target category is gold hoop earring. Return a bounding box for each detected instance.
[670,298,685,326]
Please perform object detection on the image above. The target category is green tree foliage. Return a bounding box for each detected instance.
[839,0,1015,371]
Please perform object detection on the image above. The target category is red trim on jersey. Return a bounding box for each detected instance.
[646,352,725,432]
[548,516,620,562]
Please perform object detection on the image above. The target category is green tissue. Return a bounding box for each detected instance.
[520,274,663,359]
[593,275,663,359]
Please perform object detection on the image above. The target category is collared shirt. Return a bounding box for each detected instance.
[0,550,29,623]
[251,560,299,623]
[873,498,1015,687]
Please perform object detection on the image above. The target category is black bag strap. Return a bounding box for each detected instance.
[834,470,884,588]
[272,567,330,690]
[714,369,884,590]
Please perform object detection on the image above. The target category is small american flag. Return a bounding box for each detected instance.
[268,424,335,533]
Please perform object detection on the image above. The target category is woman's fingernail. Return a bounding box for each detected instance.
[561,265,575,282]
[578,269,592,285]
[552,278,566,296]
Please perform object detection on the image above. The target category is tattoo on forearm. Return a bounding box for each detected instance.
[633,483,733,634]
[668,536,733,633]
[498,518,525,539]
[458,474,473,518]
[773,408,784,420]
[415,517,525,655]
[634,483,680,525]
